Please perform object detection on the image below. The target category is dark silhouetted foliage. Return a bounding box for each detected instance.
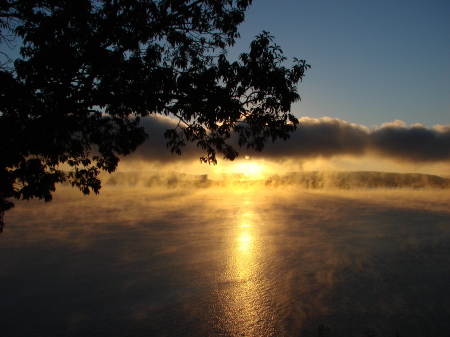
[318,324,331,337]
[0,0,310,230]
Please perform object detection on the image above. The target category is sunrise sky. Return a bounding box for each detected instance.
[233,0,450,128]
[117,0,450,177]
[3,1,447,177]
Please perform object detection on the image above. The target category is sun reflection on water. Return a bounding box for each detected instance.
[237,231,253,253]
[218,197,275,336]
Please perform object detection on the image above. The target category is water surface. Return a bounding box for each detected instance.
[1,186,449,336]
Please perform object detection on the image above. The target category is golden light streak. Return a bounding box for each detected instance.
[217,196,274,335]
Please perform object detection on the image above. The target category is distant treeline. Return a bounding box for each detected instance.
[103,171,450,189]
[265,171,450,189]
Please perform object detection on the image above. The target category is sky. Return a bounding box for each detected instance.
[2,0,449,176]
[123,0,450,177]
[231,0,450,128]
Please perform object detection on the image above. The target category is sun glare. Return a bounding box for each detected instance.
[235,162,265,180]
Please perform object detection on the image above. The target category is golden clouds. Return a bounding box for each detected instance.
[120,115,450,176]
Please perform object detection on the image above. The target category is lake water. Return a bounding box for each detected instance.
[1,186,449,336]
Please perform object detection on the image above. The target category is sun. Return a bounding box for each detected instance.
[234,156,266,180]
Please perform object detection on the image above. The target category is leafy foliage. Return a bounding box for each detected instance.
[0,0,309,230]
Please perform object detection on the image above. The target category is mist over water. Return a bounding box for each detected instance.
[1,179,449,336]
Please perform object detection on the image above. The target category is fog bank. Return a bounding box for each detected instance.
[102,171,450,190]
[129,116,450,164]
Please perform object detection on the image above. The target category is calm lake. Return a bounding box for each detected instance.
[1,185,449,336]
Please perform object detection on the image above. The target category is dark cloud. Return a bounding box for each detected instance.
[252,117,370,158]
[129,115,450,163]
[129,115,203,162]
[370,121,450,162]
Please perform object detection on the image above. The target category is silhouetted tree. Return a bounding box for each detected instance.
[0,0,309,230]
[317,324,331,337]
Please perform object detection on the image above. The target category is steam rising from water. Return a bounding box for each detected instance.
[1,182,449,336]
[102,170,450,190]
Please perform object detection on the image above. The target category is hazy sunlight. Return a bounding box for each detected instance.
[233,157,266,180]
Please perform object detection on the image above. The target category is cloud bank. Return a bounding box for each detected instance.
[128,116,450,165]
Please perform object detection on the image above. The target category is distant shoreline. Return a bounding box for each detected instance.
[99,171,450,190]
